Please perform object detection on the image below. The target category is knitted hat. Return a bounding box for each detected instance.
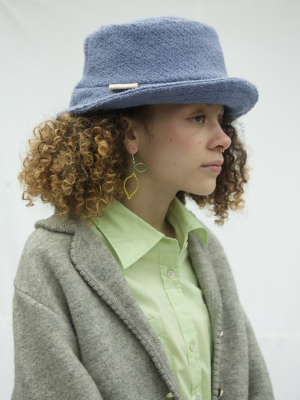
[56,16,258,120]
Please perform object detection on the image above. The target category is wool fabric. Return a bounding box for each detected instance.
[56,16,258,120]
[11,209,275,400]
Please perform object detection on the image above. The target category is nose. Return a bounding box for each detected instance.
[212,120,232,151]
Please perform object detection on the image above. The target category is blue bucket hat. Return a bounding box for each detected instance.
[57,16,258,120]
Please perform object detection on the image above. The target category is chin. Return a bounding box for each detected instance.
[188,184,216,197]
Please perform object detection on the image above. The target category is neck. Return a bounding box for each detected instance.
[120,185,177,239]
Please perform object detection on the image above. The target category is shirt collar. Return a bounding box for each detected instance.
[92,196,208,269]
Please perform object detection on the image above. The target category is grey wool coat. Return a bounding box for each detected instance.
[11,210,275,400]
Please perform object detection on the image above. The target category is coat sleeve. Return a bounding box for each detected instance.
[11,287,103,400]
[242,308,275,400]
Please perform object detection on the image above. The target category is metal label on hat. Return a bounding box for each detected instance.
[109,83,139,90]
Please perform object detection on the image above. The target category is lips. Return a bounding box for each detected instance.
[202,165,222,173]
[202,161,223,167]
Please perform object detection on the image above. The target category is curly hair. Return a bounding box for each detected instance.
[18,105,250,227]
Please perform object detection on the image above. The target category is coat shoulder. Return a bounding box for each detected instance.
[14,213,84,314]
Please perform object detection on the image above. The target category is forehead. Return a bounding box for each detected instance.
[173,103,225,112]
[153,103,225,113]
[150,103,225,122]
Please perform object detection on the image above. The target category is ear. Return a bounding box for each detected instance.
[120,116,139,154]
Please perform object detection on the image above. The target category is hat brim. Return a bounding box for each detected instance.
[56,77,258,120]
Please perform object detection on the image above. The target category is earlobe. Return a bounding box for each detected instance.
[123,136,131,153]
[123,129,138,155]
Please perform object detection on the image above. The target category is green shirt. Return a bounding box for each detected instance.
[90,196,213,400]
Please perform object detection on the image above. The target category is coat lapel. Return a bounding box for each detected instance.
[70,222,184,399]
[188,230,223,397]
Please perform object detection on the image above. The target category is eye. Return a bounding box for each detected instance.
[190,115,205,124]
[190,115,224,125]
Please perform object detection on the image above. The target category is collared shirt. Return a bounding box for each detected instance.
[90,196,213,400]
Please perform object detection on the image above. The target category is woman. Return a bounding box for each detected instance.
[13,16,275,400]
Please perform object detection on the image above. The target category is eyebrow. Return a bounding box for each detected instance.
[204,104,225,112]
[205,103,224,110]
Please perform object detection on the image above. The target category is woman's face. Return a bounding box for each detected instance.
[124,103,232,197]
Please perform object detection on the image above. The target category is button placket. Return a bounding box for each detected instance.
[160,252,180,290]
[189,342,196,352]
[159,250,202,396]
[167,269,175,279]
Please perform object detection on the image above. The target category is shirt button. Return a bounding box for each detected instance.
[217,388,224,398]
[189,342,196,352]
[167,270,175,279]
[195,394,201,400]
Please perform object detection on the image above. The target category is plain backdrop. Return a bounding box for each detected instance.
[1,0,300,399]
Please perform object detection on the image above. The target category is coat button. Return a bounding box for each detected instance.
[217,388,224,398]
[220,331,223,338]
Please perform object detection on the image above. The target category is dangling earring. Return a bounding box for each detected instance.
[123,151,147,199]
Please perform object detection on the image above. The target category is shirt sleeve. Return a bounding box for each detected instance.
[11,288,103,400]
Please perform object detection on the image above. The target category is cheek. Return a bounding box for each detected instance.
[151,123,201,168]
[165,139,199,173]
[168,137,201,157]
[163,127,196,152]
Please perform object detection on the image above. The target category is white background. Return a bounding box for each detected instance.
[1,0,299,399]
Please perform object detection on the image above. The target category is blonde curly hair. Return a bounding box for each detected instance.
[18,105,250,227]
